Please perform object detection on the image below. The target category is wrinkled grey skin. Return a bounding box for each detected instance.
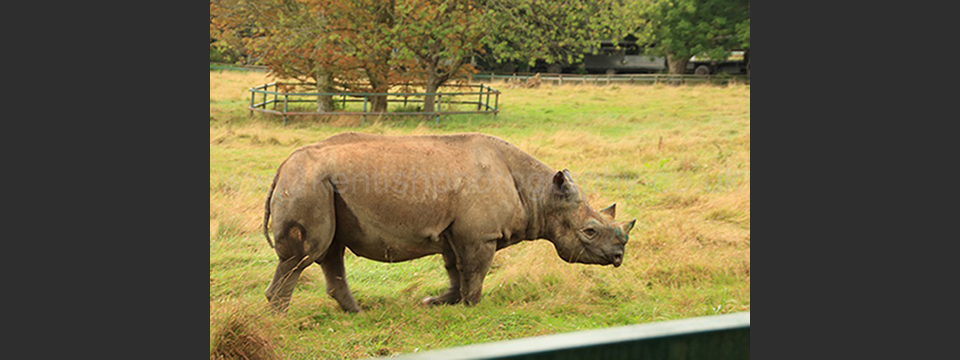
[262,132,636,312]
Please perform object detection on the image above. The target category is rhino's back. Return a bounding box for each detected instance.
[296,133,527,262]
[307,132,504,180]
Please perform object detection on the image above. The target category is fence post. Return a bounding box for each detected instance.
[485,88,491,111]
[250,89,254,115]
[435,92,441,125]
[559,73,563,86]
[283,94,288,126]
[262,84,267,109]
[494,91,499,119]
[362,95,367,126]
[273,83,278,110]
[477,84,483,111]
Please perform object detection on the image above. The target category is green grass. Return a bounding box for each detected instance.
[209,71,750,359]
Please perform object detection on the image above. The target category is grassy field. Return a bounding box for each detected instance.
[209,70,750,359]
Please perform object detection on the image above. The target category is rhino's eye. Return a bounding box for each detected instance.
[583,228,596,237]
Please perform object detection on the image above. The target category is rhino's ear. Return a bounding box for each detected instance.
[552,170,575,198]
[553,170,566,188]
[599,203,616,219]
[622,219,636,234]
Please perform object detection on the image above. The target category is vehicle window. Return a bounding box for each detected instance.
[601,47,620,56]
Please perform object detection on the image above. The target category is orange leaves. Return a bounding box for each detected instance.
[213,0,489,91]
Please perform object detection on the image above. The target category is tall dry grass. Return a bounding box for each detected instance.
[210,70,750,357]
[210,71,276,102]
[210,300,281,359]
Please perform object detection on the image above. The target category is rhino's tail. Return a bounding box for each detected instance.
[263,160,287,249]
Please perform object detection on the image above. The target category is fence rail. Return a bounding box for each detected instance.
[473,72,749,86]
[371,312,749,360]
[248,82,500,126]
[210,63,268,72]
[212,64,747,85]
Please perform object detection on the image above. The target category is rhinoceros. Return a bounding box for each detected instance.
[262,132,635,312]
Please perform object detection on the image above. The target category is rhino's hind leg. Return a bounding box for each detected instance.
[264,246,316,313]
[422,247,462,306]
[318,240,361,313]
[265,181,337,312]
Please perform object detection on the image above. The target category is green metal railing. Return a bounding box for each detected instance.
[473,73,749,86]
[371,312,749,360]
[248,83,500,126]
[210,63,268,72]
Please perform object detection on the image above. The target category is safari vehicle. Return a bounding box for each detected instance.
[581,40,748,75]
[582,41,666,74]
[473,40,748,75]
[689,50,749,75]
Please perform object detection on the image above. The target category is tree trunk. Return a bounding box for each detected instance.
[423,70,439,114]
[367,0,394,113]
[745,49,750,76]
[315,70,336,112]
[665,53,689,75]
[367,72,390,113]
[370,95,388,113]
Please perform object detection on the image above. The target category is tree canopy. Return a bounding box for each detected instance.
[481,0,633,71]
[627,0,750,73]
[210,0,751,108]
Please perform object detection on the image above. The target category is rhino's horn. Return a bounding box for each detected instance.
[599,203,616,219]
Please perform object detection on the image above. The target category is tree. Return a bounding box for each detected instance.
[393,0,488,114]
[212,0,410,112]
[214,0,537,116]
[324,0,411,112]
[735,17,750,74]
[211,0,340,110]
[482,0,633,72]
[628,0,750,74]
[209,0,269,65]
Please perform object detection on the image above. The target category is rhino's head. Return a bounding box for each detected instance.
[543,170,636,267]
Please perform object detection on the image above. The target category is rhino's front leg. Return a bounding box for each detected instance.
[452,239,497,306]
[422,247,462,305]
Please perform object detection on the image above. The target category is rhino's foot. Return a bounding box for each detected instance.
[421,291,461,306]
[339,303,361,313]
[327,289,361,313]
[266,297,291,314]
[420,296,452,306]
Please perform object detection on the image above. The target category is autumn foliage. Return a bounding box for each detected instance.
[211,0,751,99]
[211,0,486,113]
